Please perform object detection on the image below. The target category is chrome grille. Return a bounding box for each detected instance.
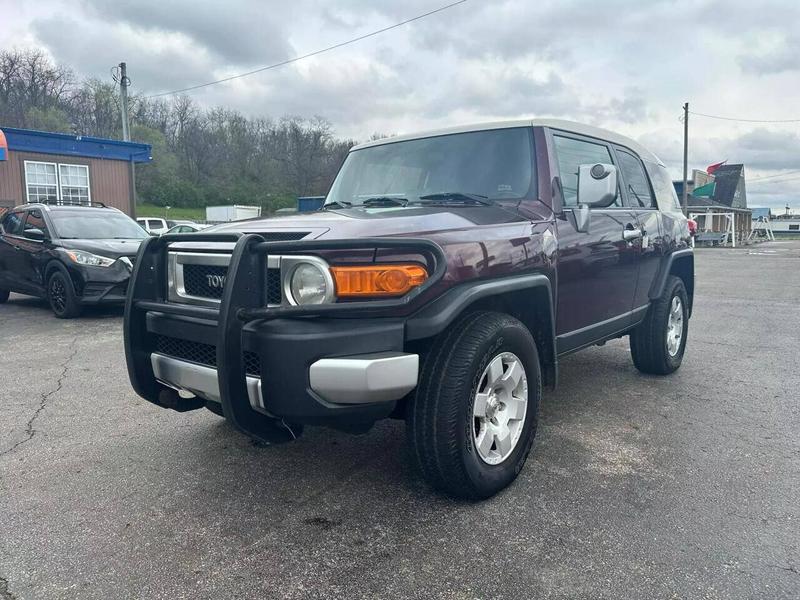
[183,264,227,300]
[166,231,313,307]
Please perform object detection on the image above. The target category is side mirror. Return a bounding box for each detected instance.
[572,163,618,233]
[23,227,45,241]
[577,163,618,208]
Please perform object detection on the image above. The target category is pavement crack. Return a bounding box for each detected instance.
[0,575,18,600]
[768,563,799,576]
[0,337,78,457]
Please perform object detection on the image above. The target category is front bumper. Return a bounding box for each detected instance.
[151,348,418,411]
[139,310,417,426]
[69,262,133,304]
[124,233,444,434]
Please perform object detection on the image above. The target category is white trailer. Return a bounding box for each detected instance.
[205,205,261,222]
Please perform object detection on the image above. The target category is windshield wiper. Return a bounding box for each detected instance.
[416,192,493,206]
[359,196,408,207]
[323,200,352,209]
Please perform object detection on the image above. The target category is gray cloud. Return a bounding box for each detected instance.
[719,128,800,170]
[31,15,213,92]
[738,35,800,75]
[9,0,800,207]
[80,0,293,66]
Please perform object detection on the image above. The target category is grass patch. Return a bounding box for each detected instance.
[135,204,206,220]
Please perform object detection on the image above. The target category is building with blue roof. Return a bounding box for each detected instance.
[0,127,152,216]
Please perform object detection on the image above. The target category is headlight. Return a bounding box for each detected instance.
[65,250,116,267]
[288,259,334,305]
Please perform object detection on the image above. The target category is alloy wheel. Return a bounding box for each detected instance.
[50,276,67,314]
[666,296,684,356]
[472,352,528,465]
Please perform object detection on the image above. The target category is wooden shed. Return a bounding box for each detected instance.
[0,127,151,216]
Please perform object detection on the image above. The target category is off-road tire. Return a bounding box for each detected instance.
[48,271,82,319]
[0,288,9,303]
[407,311,541,500]
[630,275,689,375]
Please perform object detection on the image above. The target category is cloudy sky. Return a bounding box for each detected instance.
[5,0,800,208]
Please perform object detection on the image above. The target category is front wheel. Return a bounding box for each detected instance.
[407,312,541,500]
[630,275,689,375]
[48,271,81,319]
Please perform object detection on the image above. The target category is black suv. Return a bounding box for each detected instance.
[0,202,147,317]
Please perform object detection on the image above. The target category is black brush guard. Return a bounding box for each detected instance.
[124,232,446,442]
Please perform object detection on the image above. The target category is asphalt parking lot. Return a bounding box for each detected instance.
[1,241,798,600]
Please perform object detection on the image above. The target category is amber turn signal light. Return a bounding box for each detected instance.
[331,264,428,297]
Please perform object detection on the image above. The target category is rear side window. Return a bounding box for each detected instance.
[644,161,682,213]
[616,149,656,208]
[1,211,25,235]
[553,135,620,207]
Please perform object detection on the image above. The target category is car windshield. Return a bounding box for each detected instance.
[325,127,534,208]
[49,210,149,239]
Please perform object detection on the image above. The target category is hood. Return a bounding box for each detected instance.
[58,238,143,259]
[209,204,527,239]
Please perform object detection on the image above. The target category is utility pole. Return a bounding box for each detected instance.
[682,102,689,215]
[117,62,136,213]
[119,62,131,141]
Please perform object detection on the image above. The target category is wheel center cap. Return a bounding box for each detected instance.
[485,394,501,420]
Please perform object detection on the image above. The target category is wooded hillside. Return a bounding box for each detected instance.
[0,49,358,212]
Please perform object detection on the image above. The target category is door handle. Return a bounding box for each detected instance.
[623,228,643,241]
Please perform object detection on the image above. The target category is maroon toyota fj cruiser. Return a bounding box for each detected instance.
[124,120,693,499]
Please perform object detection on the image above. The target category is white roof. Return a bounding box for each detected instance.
[351,118,663,166]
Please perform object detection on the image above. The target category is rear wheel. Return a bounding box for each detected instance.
[407,311,541,500]
[630,275,689,374]
[48,271,81,319]
[0,288,9,303]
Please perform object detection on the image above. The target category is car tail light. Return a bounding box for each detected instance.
[687,219,698,236]
[330,264,428,298]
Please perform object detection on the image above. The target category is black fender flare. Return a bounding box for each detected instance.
[649,248,694,305]
[405,273,557,385]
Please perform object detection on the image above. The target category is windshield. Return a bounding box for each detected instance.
[325,127,534,207]
[50,211,149,239]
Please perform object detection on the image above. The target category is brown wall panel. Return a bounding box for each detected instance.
[0,151,133,214]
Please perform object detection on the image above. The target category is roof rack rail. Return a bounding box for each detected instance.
[32,200,108,208]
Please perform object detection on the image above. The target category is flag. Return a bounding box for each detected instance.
[0,129,7,161]
[693,182,716,197]
[707,160,727,175]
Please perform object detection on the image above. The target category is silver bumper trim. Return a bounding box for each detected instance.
[150,353,266,414]
[309,352,419,404]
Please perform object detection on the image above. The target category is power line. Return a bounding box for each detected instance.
[141,0,468,99]
[689,110,800,124]
[747,169,800,182]
[748,176,800,185]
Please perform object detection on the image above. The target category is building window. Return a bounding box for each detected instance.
[24,161,91,205]
[24,161,59,203]
[58,164,90,204]
[789,224,799,231]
